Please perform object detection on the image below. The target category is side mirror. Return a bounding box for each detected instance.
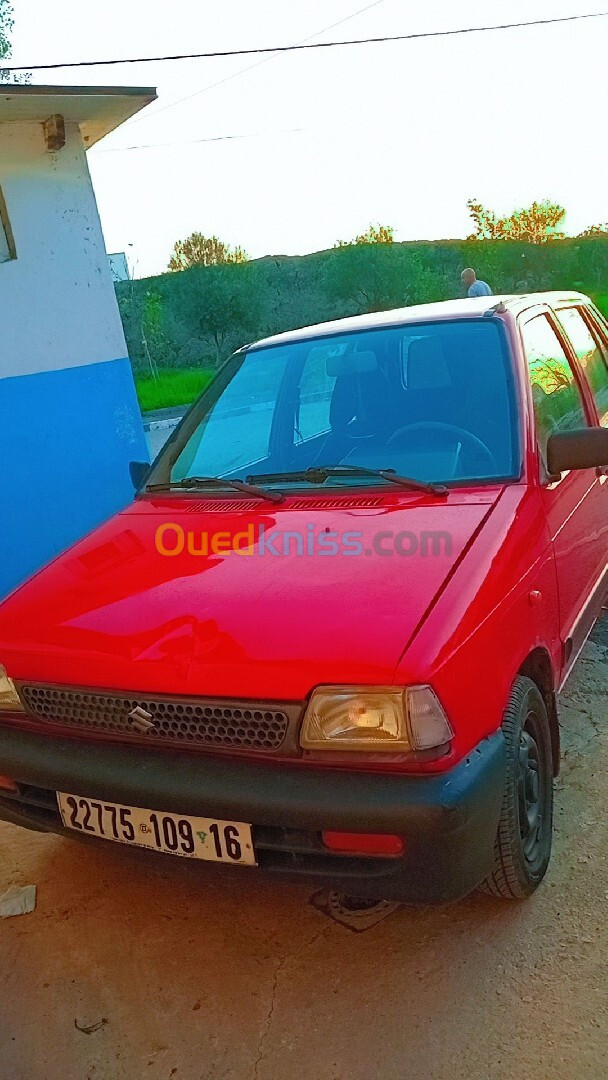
[129,460,151,490]
[546,427,608,475]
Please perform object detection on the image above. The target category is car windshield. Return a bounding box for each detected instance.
[148,319,519,490]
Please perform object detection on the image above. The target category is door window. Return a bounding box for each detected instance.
[557,306,608,426]
[296,345,337,442]
[522,314,589,460]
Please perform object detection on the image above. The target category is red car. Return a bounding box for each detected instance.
[2,292,608,903]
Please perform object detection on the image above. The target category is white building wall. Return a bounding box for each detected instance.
[0,116,148,598]
[0,121,127,379]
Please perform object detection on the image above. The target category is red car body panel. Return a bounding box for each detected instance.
[1,297,607,772]
[0,491,501,708]
[2,293,608,901]
[398,484,563,769]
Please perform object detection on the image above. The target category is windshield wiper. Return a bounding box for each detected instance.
[249,466,448,497]
[146,475,284,503]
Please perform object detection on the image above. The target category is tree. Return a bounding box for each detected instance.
[467,198,566,244]
[578,223,608,238]
[335,223,395,248]
[167,232,248,272]
[326,246,443,315]
[0,0,13,76]
[0,0,29,82]
[327,245,402,312]
[172,264,262,364]
[116,284,179,375]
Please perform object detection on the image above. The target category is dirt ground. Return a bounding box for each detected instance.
[1,625,608,1080]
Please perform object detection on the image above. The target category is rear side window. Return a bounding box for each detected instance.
[557,306,608,426]
[522,314,589,459]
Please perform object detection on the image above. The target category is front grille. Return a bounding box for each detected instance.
[19,685,294,753]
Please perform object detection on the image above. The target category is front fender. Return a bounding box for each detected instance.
[393,486,560,763]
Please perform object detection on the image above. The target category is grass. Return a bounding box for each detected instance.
[594,294,608,318]
[135,368,214,413]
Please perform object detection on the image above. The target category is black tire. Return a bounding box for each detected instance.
[479,676,554,899]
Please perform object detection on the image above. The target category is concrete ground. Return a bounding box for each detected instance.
[1,625,608,1080]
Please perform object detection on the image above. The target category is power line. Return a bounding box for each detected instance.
[125,0,388,127]
[4,11,607,72]
[93,126,307,152]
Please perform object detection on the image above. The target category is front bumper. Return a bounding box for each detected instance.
[0,725,505,902]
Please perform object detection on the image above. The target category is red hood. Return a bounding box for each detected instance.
[0,491,502,699]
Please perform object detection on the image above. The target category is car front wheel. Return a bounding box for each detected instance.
[480,675,554,899]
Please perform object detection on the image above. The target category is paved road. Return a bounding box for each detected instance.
[143,396,331,469]
[1,624,608,1080]
[144,411,270,473]
[144,414,183,462]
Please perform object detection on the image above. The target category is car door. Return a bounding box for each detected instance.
[520,308,608,678]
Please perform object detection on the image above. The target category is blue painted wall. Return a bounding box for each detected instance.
[0,356,148,599]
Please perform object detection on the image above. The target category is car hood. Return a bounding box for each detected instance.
[0,491,503,699]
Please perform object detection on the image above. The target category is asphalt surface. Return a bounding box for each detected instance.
[143,411,184,463]
[1,623,607,1080]
[143,394,331,467]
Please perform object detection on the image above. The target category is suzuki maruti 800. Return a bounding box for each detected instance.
[1,293,608,902]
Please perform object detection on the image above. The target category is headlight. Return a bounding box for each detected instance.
[0,666,24,713]
[300,686,452,753]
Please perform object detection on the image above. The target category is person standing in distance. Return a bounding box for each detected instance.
[461,268,492,297]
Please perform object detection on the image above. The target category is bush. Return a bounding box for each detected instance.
[118,238,608,383]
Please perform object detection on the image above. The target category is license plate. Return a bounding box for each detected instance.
[57,793,256,866]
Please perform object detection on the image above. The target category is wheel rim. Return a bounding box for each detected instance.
[517,715,544,863]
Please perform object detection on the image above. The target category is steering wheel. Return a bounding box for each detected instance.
[387,421,497,475]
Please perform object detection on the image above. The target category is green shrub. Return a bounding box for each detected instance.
[118,238,608,381]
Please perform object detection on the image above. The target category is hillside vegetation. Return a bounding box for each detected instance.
[119,237,608,410]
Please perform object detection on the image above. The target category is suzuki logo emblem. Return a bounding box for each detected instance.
[127,705,156,733]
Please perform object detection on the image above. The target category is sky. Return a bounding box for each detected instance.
[8,0,608,277]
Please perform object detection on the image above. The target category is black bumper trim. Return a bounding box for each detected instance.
[0,726,506,902]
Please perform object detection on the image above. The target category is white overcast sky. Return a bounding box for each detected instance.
[9,0,608,277]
